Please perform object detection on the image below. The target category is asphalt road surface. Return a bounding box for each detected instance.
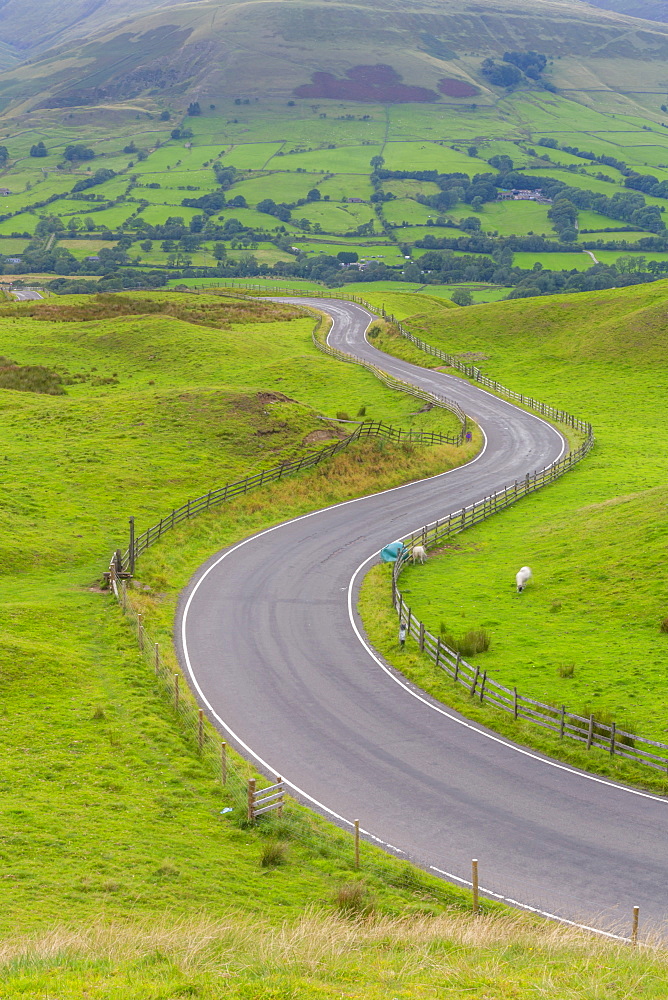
[177,298,668,937]
[11,289,42,300]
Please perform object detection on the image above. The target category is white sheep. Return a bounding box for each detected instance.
[516,566,532,593]
[412,545,427,564]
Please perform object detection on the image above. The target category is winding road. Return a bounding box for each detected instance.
[177,299,668,937]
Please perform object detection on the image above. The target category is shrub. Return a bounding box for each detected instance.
[660,617,668,633]
[335,411,350,421]
[357,405,366,417]
[260,840,289,867]
[557,663,575,678]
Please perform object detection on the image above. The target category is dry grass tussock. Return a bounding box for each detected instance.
[0,909,665,977]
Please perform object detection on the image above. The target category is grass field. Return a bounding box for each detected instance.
[512,251,593,270]
[449,201,553,236]
[360,281,668,745]
[0,290,482,946]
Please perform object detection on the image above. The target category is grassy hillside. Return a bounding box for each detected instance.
[360,280,668,772]
[3,0,668,115]
[0,289,481,933]
[0,289,668,992]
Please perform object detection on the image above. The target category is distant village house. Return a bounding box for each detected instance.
[497,188,551,204]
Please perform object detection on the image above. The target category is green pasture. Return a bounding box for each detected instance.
[383,198,438,227]
[69,205,137,228]
[294,200,377,233]
[384,179,441,199]
[449,200,553,237]
[315,173,374,201]
[0,212,39,235]
[576,209,634,231]
[382,143,477,174]
[220,143,286,170]
[229,171,325,204]
[581,230,657,245]
[293,241,403,263]
[0,237,29,254]
[382,225,436,241]
[56,239,117,258]
[366,280,668,740]
[512,251,593,271]
[265,145,383,174]
[135,203,202,226]
[212,206,286,231]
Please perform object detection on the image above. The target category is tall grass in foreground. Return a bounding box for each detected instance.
[0,909,666,997]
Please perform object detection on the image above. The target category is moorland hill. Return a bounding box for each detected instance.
[3,0,668,114]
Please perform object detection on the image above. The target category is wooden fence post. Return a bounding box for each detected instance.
[454,654,461,683]
[479,671,487,703]
[610,722,616,755]
[419,622,425,652]
[129,517,135,576]
[586,714,595,750]
[470,665,480,697]
[435,637,442,671]
[137,613,144,651]
[472,859,479,914]
[221,741,227,785]
[632,905,639,946]
[247,778,256,823]
[354,819,360,869]
[513,687,518,720]
[560,705,566,739]
[277,776,284,818]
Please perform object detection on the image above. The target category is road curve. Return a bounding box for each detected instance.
[177,299,668,936]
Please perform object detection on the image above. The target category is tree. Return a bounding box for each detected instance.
[159,110,171,121]
[0,145,8,166]
[451,288,473,306]
[467,146,478,157]
[370,155,385,170]
[306,188,321,201]
[337,251,358,264]
[123,141,137,154]
[30,141,48,158]
[187,102,202,116]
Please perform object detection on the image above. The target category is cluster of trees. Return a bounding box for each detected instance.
[30,142,48,158]
[71,168,116,193]
[64,145,95,162]
[481,51,550,89]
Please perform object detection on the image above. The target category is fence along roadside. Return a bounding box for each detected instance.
[390,417,668,774]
